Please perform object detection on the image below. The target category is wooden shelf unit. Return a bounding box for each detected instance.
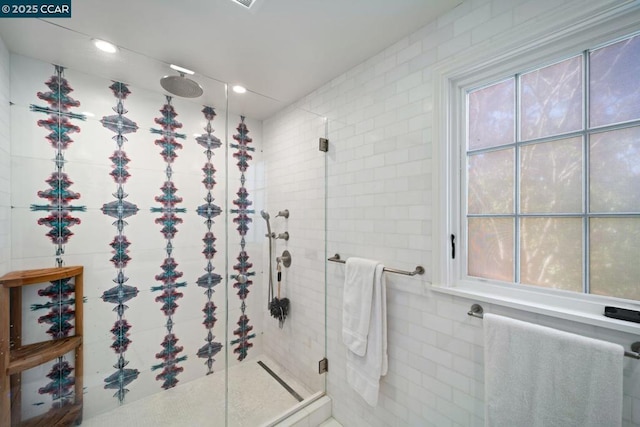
[0,266,83,427]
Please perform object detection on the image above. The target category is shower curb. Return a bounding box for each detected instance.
[262,393,331,427]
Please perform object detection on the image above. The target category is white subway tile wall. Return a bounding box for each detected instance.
[262,0,640,425]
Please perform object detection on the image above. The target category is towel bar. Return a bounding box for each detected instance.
[467,303,640,360]
[327,254,425,276]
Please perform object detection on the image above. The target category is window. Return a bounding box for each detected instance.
[464,33,640,301]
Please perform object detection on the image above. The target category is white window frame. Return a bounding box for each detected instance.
[431,0,640,334]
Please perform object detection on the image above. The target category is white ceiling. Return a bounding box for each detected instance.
[0,0,462,119]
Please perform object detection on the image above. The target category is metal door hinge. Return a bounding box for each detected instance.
[319,138,329,152]
[318,357,328,374]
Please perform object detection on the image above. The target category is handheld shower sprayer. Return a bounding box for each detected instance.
[260,210,272,239]
[261,209,275,310]
[261,209,292,316]
[261,210,288,239]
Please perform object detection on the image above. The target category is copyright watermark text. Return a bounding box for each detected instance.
[1,0,71,17]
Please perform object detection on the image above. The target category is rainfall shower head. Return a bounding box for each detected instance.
[160,73,203,98]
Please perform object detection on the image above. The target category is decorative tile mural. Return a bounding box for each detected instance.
[28,64,86,408]
[12,55,263,419]
[29,65,86,265]
[100,81,141,402]
[230,116,256,361]
[150,96,188,389]
[195,106,223,374]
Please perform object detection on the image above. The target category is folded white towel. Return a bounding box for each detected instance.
[484,313,623,427]
[342,257,379,356]
[345,262,388,406]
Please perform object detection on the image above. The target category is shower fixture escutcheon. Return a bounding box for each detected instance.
[265,231,289,240]
[235,274,248,284]
[277,250,292,268]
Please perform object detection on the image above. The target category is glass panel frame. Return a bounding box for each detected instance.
[6,20,329,427]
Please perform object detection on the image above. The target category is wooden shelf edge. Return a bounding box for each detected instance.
[8,336,82,375]
[0,266,84,288]
[19,402,82,427]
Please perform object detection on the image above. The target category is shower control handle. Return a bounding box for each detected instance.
[277,250,292,268]
[276,209,289,219]
[266,232,286,240]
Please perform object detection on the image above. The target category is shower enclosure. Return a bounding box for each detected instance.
[3,19,328,426]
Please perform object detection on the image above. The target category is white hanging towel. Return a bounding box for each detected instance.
[343,258,388,406]
[484,313,623,427]
[342,257,379,356]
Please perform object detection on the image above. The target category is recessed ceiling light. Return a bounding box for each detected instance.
[170,64,195,75]
[92,39,118,53]
[233,85,247,94]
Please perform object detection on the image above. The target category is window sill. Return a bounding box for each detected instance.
[430,282,640,336]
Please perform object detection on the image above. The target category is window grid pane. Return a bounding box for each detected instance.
[589,126,640,213]
[520,217,583,291]
[465,33,640,300]
[468,148,515,214]
[468,78,515,151]
[468,217,514,282]
[520,56,583,140]
[590,218,640,300]
[520,137,583,214]
[590,34,640,128]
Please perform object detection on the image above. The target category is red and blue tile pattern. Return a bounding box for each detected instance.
[100,81,141,402]
[29,65,86,263]
[150,96,188,389]
[230,116,256,361]
[28,64,86,409]
[195,106,223,374]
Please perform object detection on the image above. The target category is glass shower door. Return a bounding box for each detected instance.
[6,26,235,425]
[224,94,328,426]
[4,17,328,426]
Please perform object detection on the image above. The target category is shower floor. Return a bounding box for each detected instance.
[81,354,314,427]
